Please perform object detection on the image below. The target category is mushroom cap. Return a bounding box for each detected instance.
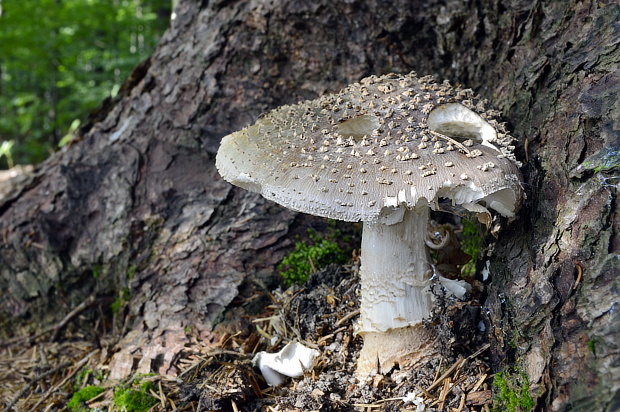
[216,72,523,222]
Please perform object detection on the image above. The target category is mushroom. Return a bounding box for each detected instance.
[216,73,524,378]
[252,341,320,386]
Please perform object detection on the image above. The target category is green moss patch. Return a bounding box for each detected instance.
[493,369,535,412]
[67,385,105,412]
[279,229,349,287]
[113,380,157,412]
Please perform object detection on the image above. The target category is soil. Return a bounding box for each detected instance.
[1,259,496,412]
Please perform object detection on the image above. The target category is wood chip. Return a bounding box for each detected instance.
[438,377,452,410]
[471,373,488,393]
[466,390,493,405]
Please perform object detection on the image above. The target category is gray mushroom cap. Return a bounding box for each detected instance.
[216,73,524,223]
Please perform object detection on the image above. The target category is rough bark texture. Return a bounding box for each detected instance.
[0,0,618,409]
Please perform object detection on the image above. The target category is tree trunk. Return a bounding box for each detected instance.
[1,0,618,409]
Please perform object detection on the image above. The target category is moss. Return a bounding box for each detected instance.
[110,297,122,316]
[460,218,484,277]
[508,335,519,349]
[113,381,157,412]
[111,287,130,316]
[74,366,93,391]
[493,369,535,412]
[279,229,348,287]
[587,148,620,174]
[587,336,598,355]
[127,266,137,281]
[67,385,105,412]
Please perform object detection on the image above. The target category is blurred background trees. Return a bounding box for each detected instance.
[0,0,171,168]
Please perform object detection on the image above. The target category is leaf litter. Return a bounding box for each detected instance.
[1,260,496,412]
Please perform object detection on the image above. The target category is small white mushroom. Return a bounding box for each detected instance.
[252,342,320,386]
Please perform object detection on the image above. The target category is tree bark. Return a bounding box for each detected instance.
[0,0,618,409]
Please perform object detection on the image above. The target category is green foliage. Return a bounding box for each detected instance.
[0,0,171,167]
[493,369,535,412]
[460,218,484,276]
[0,140,14,168]
[279,229,348,287]
[113,380,157,412]
[67,385,105,412]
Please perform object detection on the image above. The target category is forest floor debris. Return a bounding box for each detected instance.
[1,264,496,411]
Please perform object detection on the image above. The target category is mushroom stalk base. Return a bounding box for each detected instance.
[357,204,437,378]
[357,326,438,378]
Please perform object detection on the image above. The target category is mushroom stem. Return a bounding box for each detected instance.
[357,201,438,377]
